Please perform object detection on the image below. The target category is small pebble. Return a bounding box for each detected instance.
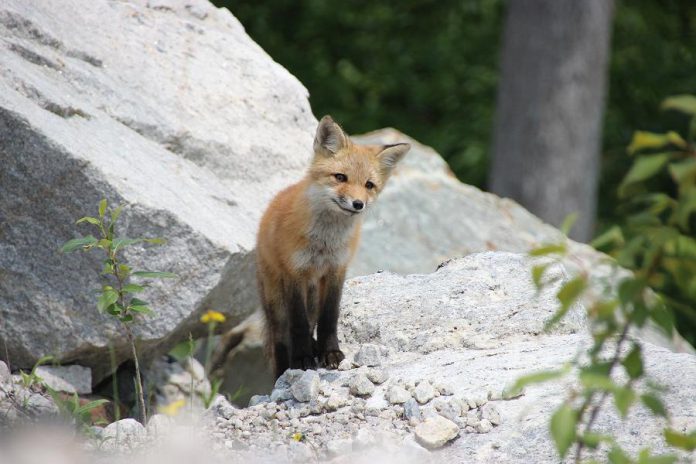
[353,344,383,367]
[366,368,389,384]
[387,385,411,405]
[414,415,459,449]
[476,418,493,433]
[348,373,375,396]
[413,381,436,404]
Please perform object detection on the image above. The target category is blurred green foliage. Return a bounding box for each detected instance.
[601,0,696,228]
[521,96,696,461]
[594,95,696,346]
[216,0,696,231]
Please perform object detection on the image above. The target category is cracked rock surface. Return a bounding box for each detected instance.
[0,0,315,380]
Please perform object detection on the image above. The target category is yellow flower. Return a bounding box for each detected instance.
[200,310,226,324]
[291,432,303,442]
[158,399,186,417]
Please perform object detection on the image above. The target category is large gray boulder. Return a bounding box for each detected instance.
[352,129,568,277]
[0,0,314,380]
[335,253,696,462]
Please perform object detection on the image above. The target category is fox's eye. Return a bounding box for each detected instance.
[365,181,375,190]
[334,173,348,182]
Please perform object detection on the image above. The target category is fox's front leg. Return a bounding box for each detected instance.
[317,271,346,369]
[285,279,317,370]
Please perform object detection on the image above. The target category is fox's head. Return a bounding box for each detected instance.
[307,115,410,217]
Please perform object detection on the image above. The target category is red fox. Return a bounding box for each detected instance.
[257,115,410,378]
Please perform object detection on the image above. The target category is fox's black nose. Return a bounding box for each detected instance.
[352,200,364,210]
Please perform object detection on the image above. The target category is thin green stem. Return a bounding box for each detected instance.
[574,322,631,463]
[204,322,216,377]
[123,324,146,424]
[108,238,147,424]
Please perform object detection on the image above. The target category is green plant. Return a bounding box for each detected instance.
[595,94,696,345]
[61,199,176,424]
[198,378,223,410]
[198,310,227,409]
[18,355,53,390]
[225,385,247,406]
[515,97,696,462]
[48,388,109,430]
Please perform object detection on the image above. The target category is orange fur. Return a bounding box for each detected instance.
[256,115,409,376]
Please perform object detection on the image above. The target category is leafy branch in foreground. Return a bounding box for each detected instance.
[517,95,696,463]
[61,199,176,424]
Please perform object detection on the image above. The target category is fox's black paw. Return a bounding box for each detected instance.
[291,355,317,371]
[319,350,345,369]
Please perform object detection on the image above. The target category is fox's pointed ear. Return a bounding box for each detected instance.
[314,115,348,157]
[377,143,410,177]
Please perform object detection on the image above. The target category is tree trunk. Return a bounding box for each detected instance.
[489,0,614,242]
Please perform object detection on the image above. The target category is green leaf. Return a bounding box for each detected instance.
[580,432,614,449]
[650,302,675,337]
[580,372,616,391]
[661,94,696,116]
[613,387,636,418]
[580,362,615,390]
[75,399,109,416]
[591,225,625,250]
[76,216,101,226]
[101,262,114,275]
[105,304,121,316]
[557,277,586,310]
[668,158,696,184]
[132,271,177,279]
[112,237,143,252]
[117,264,131,278]
[664,428,696,451]
[560,213,578,236]
[622,345,644,380]
[122,284,145,294]
[111,204,124,223]
[618,277,647,305]
[550,404,577,459]
[509,366,570,397]
[590,300,619,322]
[529,243,566,257]
[120,314,134,323]
[129,305,152,315]
[546,277,586,330]
[618,153,671,197]
[608,445,632,464]
[531,264,548,289]
[129,298,148,306]
[97,290,119,313]
[60,235,98,253]
[98,199,107,218]
[636,449,677,464]
[627,131,685,154]
[144,237,167,245]
[169,339,195,362]
[675,191,696,230]
[640,394,667,418]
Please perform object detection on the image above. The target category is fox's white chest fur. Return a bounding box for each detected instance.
[291,204,357,274]
[291,212,357,273]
